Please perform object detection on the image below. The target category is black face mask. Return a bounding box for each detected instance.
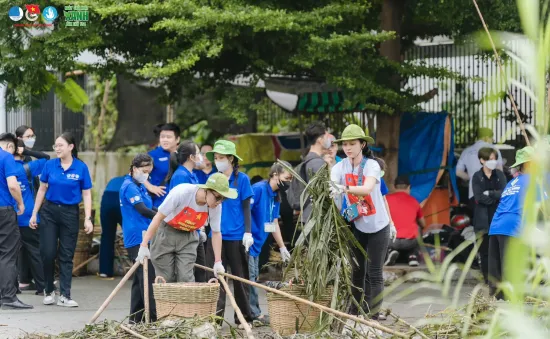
[277,180,290,192]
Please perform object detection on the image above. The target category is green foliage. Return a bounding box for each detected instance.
[88,75,118,148]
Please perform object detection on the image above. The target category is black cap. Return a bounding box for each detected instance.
[394,176,410,187]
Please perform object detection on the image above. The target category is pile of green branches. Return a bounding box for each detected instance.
[280,161,364,309]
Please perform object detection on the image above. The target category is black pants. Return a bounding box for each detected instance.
[0,207,20,303]
[195,241,206,283]
[126,246,157,323]
[388,238,418,258]
[18,227,45,292]
[207,239,253,323]
[478,232,490,284]
[350,225,390,317]
[40,201,79,298]
[488,235,509,299]
[99,192,122,277]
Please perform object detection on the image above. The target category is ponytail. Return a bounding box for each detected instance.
[232,157,240,188]
[163,140,197,185]
[362,145,385,171]
[59,132,78,159]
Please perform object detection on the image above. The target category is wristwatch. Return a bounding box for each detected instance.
[345,185,349,193]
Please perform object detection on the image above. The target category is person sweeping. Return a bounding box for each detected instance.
[137,173,236,283]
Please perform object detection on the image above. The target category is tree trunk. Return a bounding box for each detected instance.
[377,0,407,191]
[92,79,111,182]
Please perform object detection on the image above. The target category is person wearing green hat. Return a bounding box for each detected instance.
[137,173,238,283]
[488,146,547,299]
[205,139,255,326]
[328,124,394,320]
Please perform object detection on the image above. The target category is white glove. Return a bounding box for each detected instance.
[389,223,397,242]
[328,181,346,198]
[136,246,150,264]
[213,261,225,278]
[483,191,489,196]
[242,232,254,252]
[279,247,291,262]
[199,229,207,243]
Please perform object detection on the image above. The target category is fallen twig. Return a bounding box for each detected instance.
[119,324,149,339]
[389,312,429,339]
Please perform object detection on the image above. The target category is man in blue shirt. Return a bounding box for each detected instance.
[0,133,32,309]
[145,123,181,208]
[99,176,125,278]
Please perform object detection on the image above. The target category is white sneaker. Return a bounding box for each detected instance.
[43,291,56,305]
[57,295,79,307]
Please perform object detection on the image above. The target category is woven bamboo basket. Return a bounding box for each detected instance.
[267,285,334,335]
[153,276,220,320]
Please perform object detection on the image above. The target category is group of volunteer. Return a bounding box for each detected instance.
[0,127,93,310]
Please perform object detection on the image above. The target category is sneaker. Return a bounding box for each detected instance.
[252,315,270,327]
[43,291,56,305]
[408,255,419,267]
[374,312,387,321]
[57,295,78,307]
[237,322,253,330]
[384,250,399,266]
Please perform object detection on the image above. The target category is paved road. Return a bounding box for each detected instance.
[0,275,476,337]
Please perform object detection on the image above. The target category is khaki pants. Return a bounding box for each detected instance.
[151,222,199,283]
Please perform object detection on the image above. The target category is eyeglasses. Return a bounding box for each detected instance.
[52,144,65,150]
[23,135,36,139]
[211,192,224,203]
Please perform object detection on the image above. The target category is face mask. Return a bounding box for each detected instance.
[24,138,36,148]
[215,160,231,173]
[322,137,332,149]
[484,160,498,170]
[277,180,290,192]
[194,154,204,167]
[134,169,148,184]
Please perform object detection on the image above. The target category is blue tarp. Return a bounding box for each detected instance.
[398,112,459,204]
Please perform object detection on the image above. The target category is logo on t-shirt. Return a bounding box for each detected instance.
[158,157,168,161]
[66,173,80,180]
[167,207,208,232]
[345,173,376,217]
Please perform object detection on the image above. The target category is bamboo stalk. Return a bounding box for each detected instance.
[194,264,408,338]
[89,261,140,324]
[119,324,150,339]
[389,312,429,339]
[472,0,531,146]
[72,253,98,275]
[217,275,255,339]
[143,257,150,324]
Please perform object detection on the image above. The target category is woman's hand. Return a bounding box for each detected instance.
[29,214,38,229]
[84,219,94,234]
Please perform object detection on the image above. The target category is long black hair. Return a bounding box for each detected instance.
[129,153,153,174]
[231,156,240,188]
[58,132,78,158]
[164,140,197,185]
[15,125,34,138]
[360,141,385,171]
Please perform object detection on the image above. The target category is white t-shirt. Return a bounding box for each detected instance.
[158,184,221,233]
[456,140,503,199]
[331,158,390,234]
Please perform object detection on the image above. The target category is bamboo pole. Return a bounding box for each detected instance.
[143,257,150,324]
[217,275,255,339]
[89,261,140,324]
[72,253,98,275]
[120,324,150,339]
[472,0,531,146]
[194,264,407,338]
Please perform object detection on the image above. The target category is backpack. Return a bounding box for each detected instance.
[286,158,315,211]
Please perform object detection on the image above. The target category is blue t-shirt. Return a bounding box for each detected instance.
[194,167,216,185]
[220,172,254,241]
[120,175,153,248]
[489,174,547,237]
[105,176,125,193]
[335,155,343,163]
[15,159,47,226]
[249,181,281,257]
[40,158,92,205]
[0,149,18,207]
[169,165,198,191]
[381,178,389,196]
[148,146,171,207]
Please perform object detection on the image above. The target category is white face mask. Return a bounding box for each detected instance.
[134,169,148,184]
[484,160,498,170]
[215,160,231,173]
[322,137,332,149]
[195,154,204,167]
[24,138,36,148]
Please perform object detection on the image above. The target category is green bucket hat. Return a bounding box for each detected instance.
[333,124,374,144]
[511,146,535,168]
[197,173,238,199]
[205,140,243,162]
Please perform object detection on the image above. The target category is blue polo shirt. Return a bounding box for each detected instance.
[169,165,198,191]
[105,176,125,193]
[381,178,389,196]
[489,174,547,237]
[0,149,17,207]
[249,181,280,257]
[15,159,47,226]
[194,167,216,185]
[148,146,171,207]
[220,172,254,241]
[40,158,93,205]
[120,175,153,248]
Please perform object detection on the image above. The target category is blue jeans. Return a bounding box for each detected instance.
[248,254,261,318]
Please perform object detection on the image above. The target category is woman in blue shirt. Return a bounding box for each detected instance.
[164,140,208,282]
[12,139,49,295]
[120,154,157,323]
[248,161,293,325]
[29,132,93,308]
[205,139,255,326]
